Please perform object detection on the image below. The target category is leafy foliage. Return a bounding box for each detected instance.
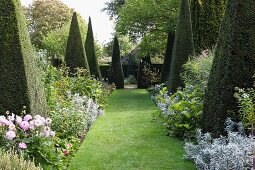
[184,119,253,169]
[24,0,74,48]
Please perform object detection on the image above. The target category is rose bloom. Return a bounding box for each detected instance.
[63,150,69,156]
[23,114,32,121]
[18,142,27,149]
[6,130,16,140]
[20,121,30,131]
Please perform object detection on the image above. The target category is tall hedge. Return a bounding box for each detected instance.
[160,32,175,83]
[200,0,226,49]
[0,0,47,115]
[110,36,124,89]
[201,0,255,137]
[137,55,151,89]
[65,12,90,75]
[85,17,102,80]
[168,0,195,93]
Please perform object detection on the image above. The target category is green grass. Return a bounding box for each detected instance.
[69,89,195,170]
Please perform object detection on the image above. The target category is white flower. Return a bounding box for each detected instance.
[34,119,43,127]
[16,116,22,124]
[8,113,15,122]
[45,118,52,125]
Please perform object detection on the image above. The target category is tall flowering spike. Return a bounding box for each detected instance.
[85,17,102,80]
[0,0,47,115]
[167,0,195,93]
[201,0,255,137]
[65,12,90,75]
[109,36,124,89]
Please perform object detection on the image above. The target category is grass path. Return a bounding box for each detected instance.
[69,89,195,170]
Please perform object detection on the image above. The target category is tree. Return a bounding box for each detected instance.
[0,0,47,115]
[24,0,74,48]
[85,17,102,80]
[65,12,90,75]
[110,36,124,89]
[102,0,125,20]
[168,0,195,93]
[160,32,175,83]
[112,0,179,57]
[201,0,255,137]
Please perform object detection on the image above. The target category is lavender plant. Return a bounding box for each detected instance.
[184,118,253,170]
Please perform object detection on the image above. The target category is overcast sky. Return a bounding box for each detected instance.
[21,0,114,44]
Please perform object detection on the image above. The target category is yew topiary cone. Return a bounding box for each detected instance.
[0,0,47,115]
[85,17,102,80]
[201,0,255,137]
[168,0,195,93]
[110,36,124,89]
[65,12,90,75]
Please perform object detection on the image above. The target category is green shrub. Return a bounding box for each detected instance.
[168,0,195,93]
[0,0,47,115]
[85,17,102,80]
[124,75,137,85]
[65,12,90,74]
[0,150,41,170]
[182,49,214,87]
[110,36,124,89]
[235,84,255,134]
[201,0,255,137]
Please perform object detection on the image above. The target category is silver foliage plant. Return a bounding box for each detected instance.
[184,118,254,170]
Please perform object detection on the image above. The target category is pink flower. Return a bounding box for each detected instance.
[18,142,27,149]
[20,121,30,131]
[23,114,32,121]
[0,116,9,126]
[63,150,69,156]
[8,113,15,122]
[42,126,51,137]
[66,143,73,148]
[5,131,16,140]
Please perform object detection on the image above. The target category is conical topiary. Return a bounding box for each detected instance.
[110,36,124,89]
[201,0,255,137]
[65,12,90,75]
[85,17,102,80]
[160,32,175,83]
[168,0,195,93]
[137,54,151,89]
[0,0,47,115]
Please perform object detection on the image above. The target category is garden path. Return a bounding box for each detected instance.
[69,89,195,170]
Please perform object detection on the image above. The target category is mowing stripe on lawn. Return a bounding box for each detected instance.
[69,89,195,170]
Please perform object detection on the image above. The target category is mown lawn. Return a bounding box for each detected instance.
[69,89,195,170]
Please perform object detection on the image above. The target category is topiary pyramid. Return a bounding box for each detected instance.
[85,17,102,80]
[65,12,90,75]
[168,0,195,93]
[0,0,47,115]
[201,0,255,137]
[110,36,124,89]
[160,32,175,84]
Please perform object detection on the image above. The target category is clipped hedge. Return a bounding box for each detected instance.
[0,0,47,115]
[168,0,195,93]
[65,12,90,75]
[201,0,255,137]
[85,17,102,80]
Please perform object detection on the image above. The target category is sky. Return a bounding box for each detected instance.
[21,0,114,44]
